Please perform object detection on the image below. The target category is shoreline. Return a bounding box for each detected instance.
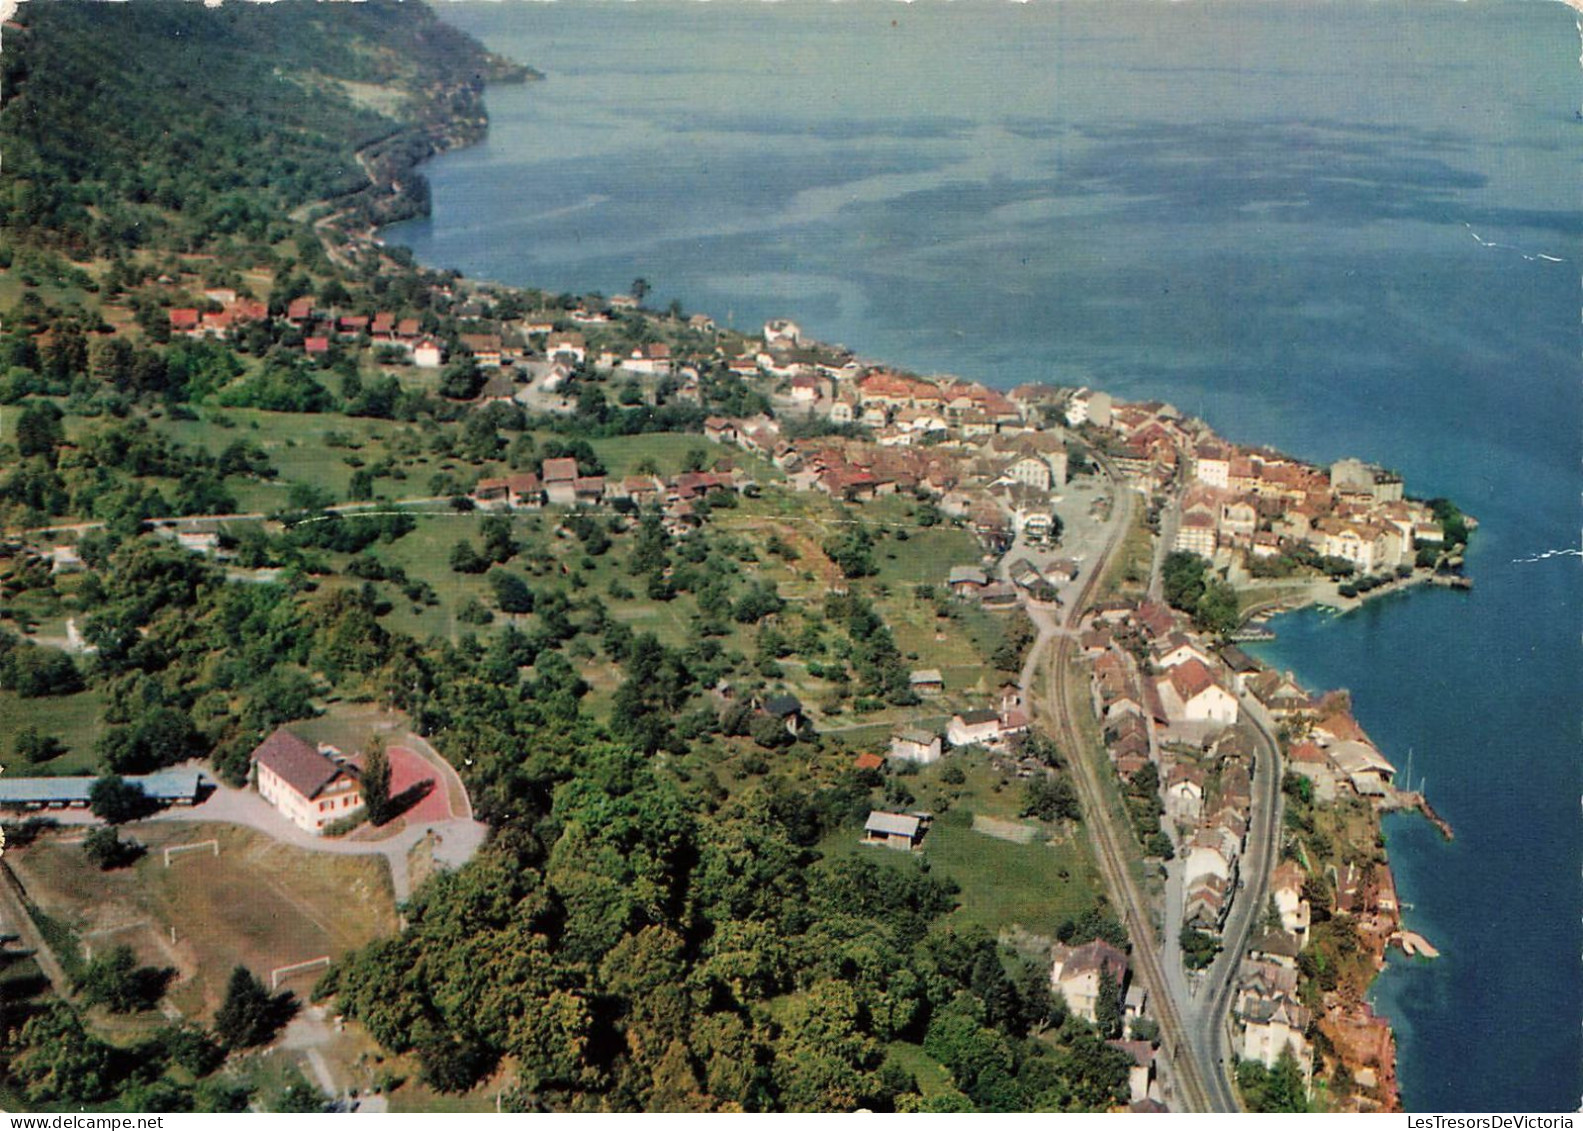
[342,38,1460,1116]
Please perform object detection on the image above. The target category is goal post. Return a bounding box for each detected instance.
[270,955,331,991]
[163,839,219,867]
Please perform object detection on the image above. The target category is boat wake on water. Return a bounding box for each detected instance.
[1509,546,1583,564]
[1463,222,1568,263]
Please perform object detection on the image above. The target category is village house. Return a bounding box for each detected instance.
[1156,659,1239,726]
[1165,764,1205,829]
[541,457,580,506]
[759,694,807,738]
[947,708,1002,749]
[1247,669,1312,717]
[978,581,1020,611]
[908,669,944,696]
[998,707,1031,744]
[251,727,362,835]
[1184,873,1231,931]
[1236,957,1313,1080]
[1270,861,1312,949]
[947,565,989,597]
[1174,510,1218,558]
[889,728,943,765]
[620,342,673,376]
[1285,741,1340,802]
[1151,632,1213,673]
[1192,443,1232,488]
[1107,1041,1159,1106]
[413,339,444,369]
[460,332,504,368]
[545,330,587,365]
[1049,940,1130,1024]
[763,318,801,348]
[1324,739,1396,797]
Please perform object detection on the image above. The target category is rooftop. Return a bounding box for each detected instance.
[252,728,347,800]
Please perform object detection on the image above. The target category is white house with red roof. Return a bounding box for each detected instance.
[251,727,362,835]
[1050,940,1131,1024]
[1155,659,1239,725]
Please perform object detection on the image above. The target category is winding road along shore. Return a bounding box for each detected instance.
[1019,453,1281,1112]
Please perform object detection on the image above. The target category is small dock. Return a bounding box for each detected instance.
[1390,930,1441,959]
[1412,793,1455,840]
[1380,788,1454,840]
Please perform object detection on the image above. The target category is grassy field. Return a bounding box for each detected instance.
[8,823,398,1022]
[0,687,108,776]
[1101,507,1154,602]
[886,1040,960,1101]
[817,752,1106,939]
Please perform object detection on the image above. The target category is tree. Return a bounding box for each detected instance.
[630,277,650,304]
[824,526,877,579]
[14,725,66,764]
[362,740,391,826]
[157,1021,226,1077]
[439,358,483,400]
[271,1068,329,1113]
[88,774,154,824]
[75,943,172,1012]
[1161,550,1208,611]
[213,966,294,1049]
[82,825,144,870]
[449,539,488,574]
[1145,830,1175,860]
[15,401,65,462]
[1236,1048,1310,1113]
[750,713,796,750]
[1179,926,1219,971]
[1093,964,1123,1039]
[10,1004,115,1104]
[1021,774,1081,822]
[480,515,518,564]
[489,569,535,614]
[416,1030,495,1094]
[1193,577,1240,636]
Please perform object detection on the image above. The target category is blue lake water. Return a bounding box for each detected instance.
[391,0,1582,1110]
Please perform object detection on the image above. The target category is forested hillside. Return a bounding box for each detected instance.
[0,2,1134,1113]
[1,0,530,257]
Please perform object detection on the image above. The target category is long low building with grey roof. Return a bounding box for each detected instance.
[0,770,207,811]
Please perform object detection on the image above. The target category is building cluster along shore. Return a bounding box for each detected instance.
[0,3,1486,1109]
[128,123,1468,1109]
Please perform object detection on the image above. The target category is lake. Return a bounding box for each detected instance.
[389,0,1582,1111]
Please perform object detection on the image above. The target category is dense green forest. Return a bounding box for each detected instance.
[0,1,1135,1112]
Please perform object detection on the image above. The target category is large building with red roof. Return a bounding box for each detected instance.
[251,727,362,835]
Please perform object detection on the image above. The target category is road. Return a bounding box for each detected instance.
[1179,692,1285,1095]
[1020,456,1232,1112]
[18,495,457,539]
[1148,479,1185,604]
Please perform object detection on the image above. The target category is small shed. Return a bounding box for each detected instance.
[863,810,931,851]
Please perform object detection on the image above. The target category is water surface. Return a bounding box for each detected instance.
[391,1,1582,1110]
